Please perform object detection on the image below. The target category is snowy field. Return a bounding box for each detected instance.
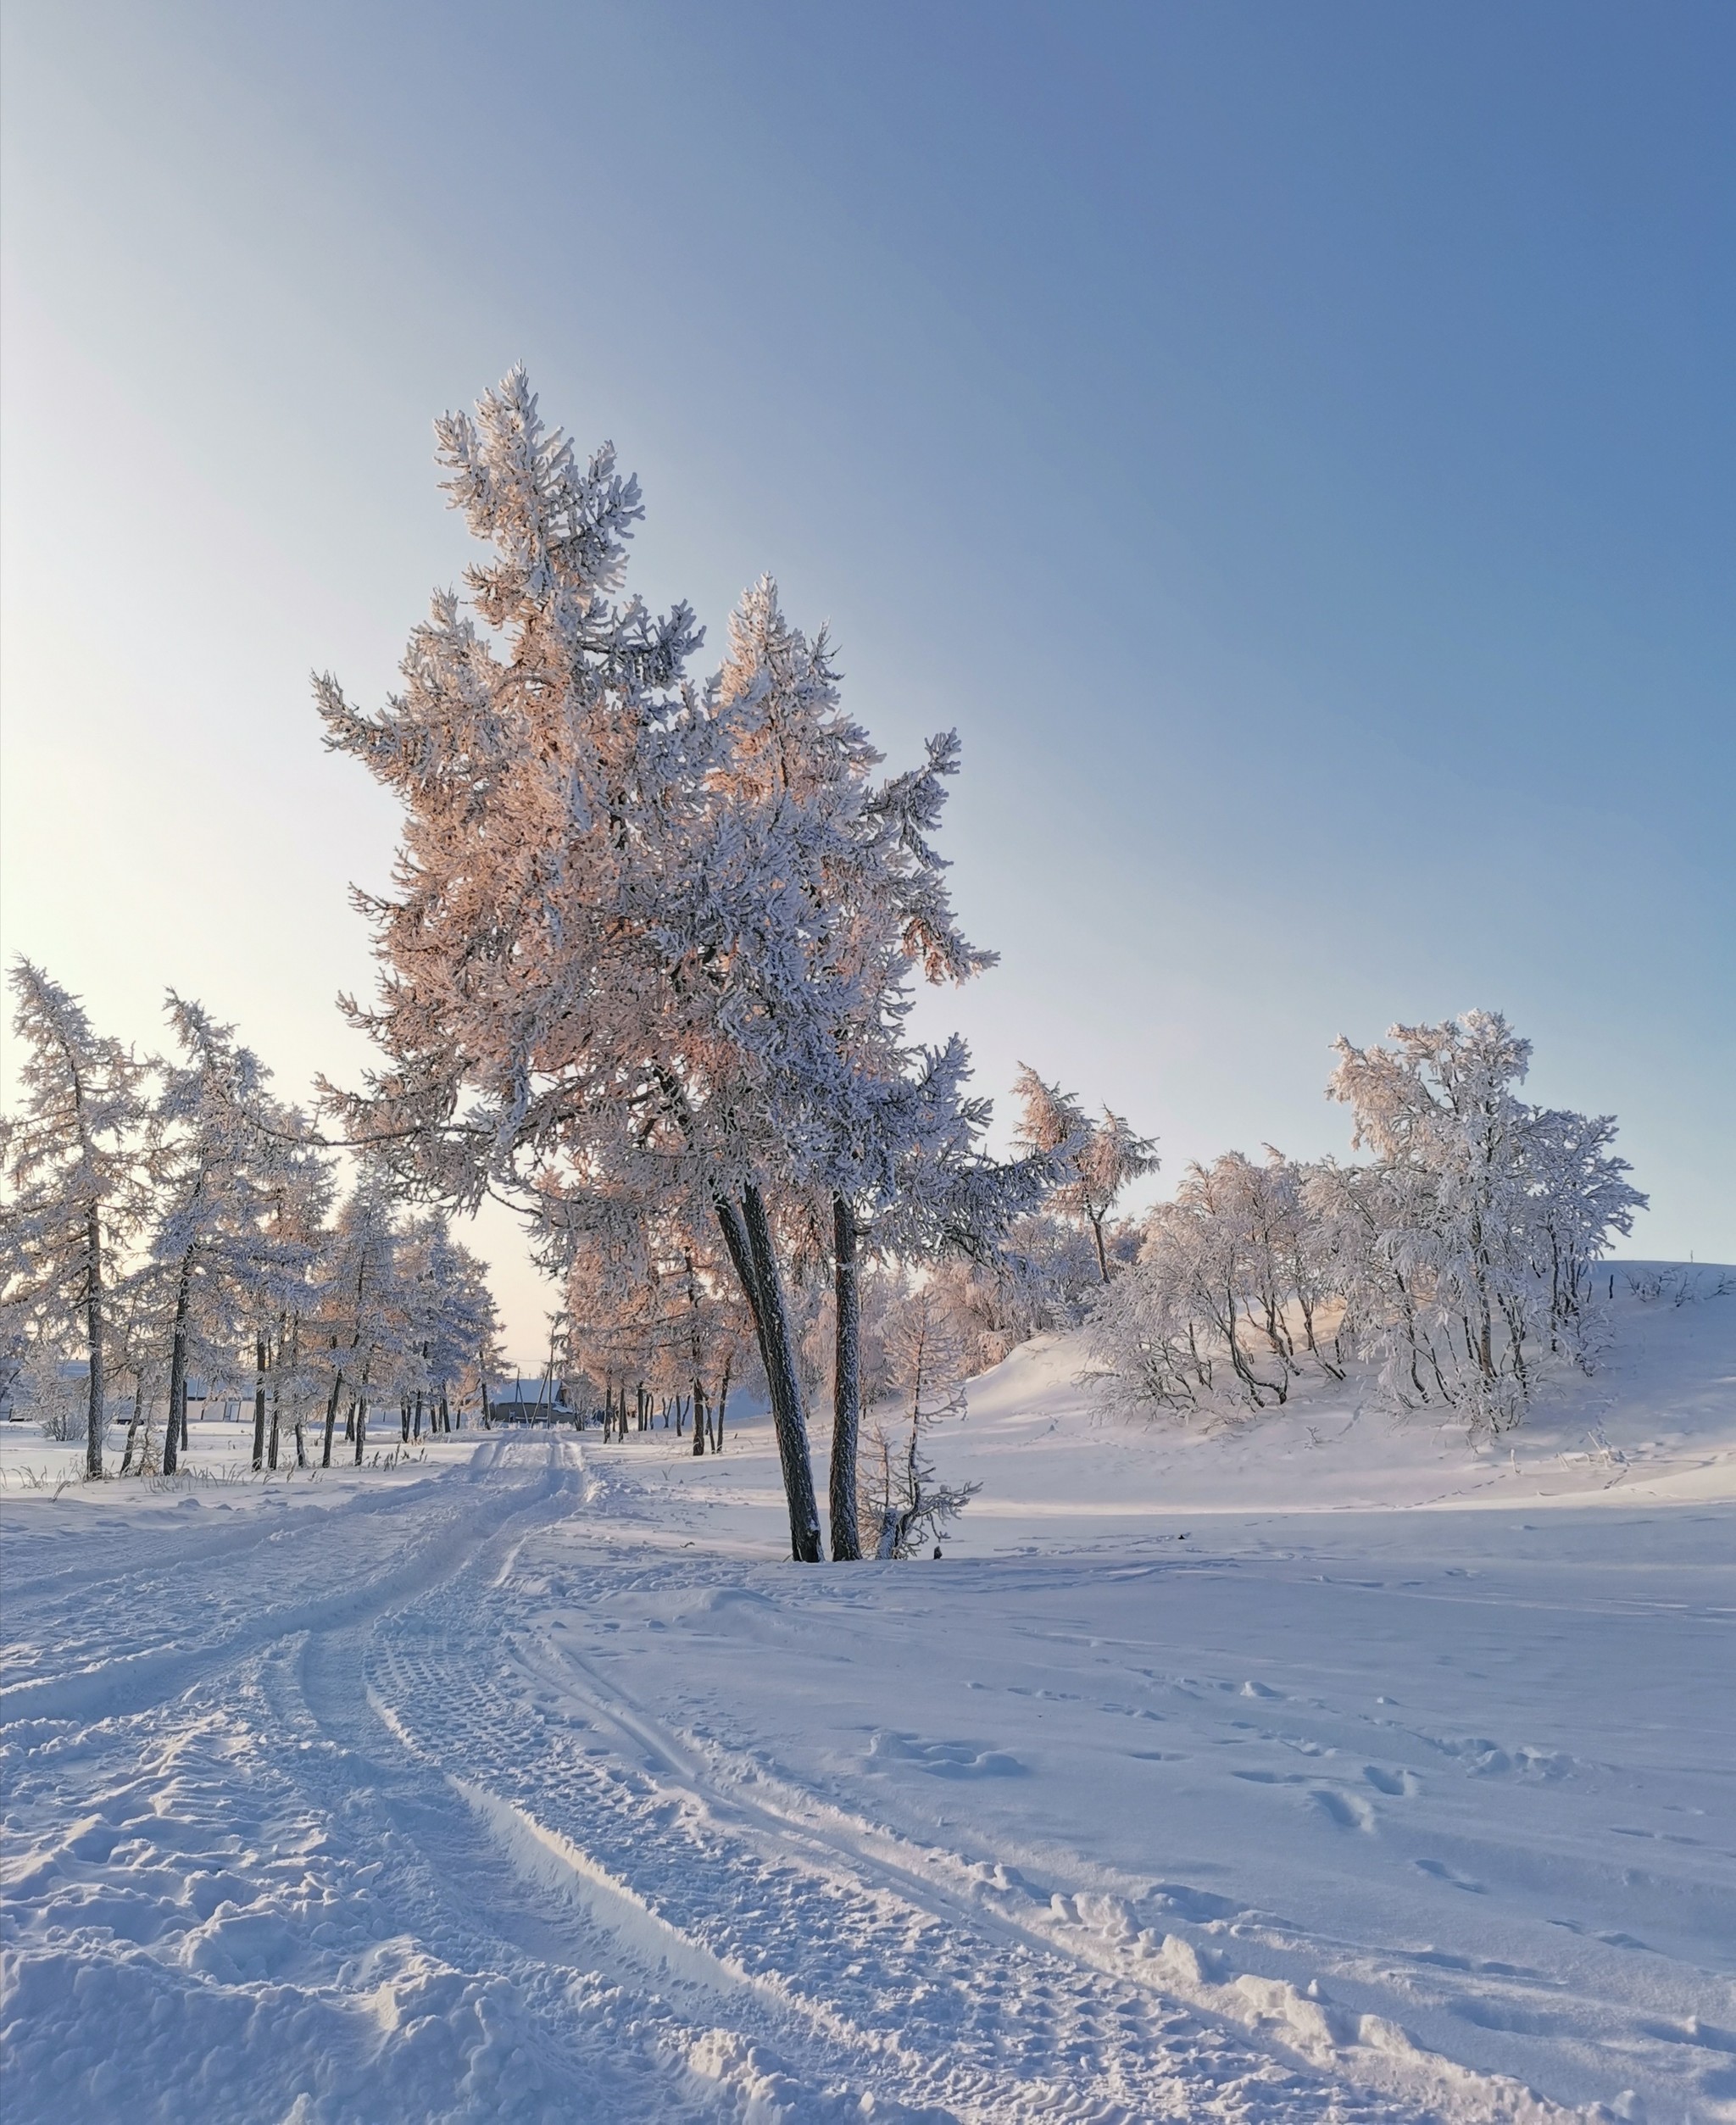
[3,1269,1733,2123]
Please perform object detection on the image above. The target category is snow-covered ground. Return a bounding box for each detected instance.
[3,1267,1732,2122]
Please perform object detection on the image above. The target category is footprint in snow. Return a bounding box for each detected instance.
[1362,1764,1422,1798]
[868,1732,1027,1778]
[1310,1787,1378,1833]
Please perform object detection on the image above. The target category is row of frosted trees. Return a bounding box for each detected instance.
[1089,1011,1646,1433]
[0,964,500,1478]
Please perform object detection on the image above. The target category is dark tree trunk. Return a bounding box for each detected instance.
[715,1355,730,1452]
[161,1255,195,1479]
[353,1392,367,1465]
[83,1208,107,1480]
[740,1184,822,1562]
[829,1194,863,1561]
[692,1378,706,1455]
[252,1335,269,1471]
[1090,1210,1112,1286]
[121,1377,143,1477]
[321,1371,343,1468]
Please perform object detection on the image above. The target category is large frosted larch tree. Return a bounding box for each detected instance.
[318,370,1000,1560]
[0,963,151,1477]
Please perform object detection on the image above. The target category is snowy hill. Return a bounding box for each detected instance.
[2,1265,1732,2124]
[946,1258,1736,1533]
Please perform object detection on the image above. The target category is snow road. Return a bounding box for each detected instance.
[3,1441,1416,2123]
[3,1277,1733,2124]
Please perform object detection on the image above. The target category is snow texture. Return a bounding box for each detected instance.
[3,1266,1732,2122]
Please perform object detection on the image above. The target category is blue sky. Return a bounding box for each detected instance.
[3,1,1732,1356]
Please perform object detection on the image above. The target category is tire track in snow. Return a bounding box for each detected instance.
[0,1453,574,1727]
[240,1444,976,2121]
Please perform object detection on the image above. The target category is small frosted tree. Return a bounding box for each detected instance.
[0,964,151,1477]
[245,1099,337,1472]
[1012,1066,1157,1284]
[1088,1154,1294,1414]
[559,1193,749,1448]
[863,1288,977,1559]
[399,1214,498,1437]
[311,1173,406,1467]
[148,997,298,1473]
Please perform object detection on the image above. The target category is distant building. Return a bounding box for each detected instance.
[487,1377,576,1422]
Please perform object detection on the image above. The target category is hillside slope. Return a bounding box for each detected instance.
[940,1260,1736,1543]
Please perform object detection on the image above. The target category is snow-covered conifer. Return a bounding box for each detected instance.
[311,1174,405,1466]
[145,996,328,1474]
[1,964,151,1477]
[318,378,999,1560]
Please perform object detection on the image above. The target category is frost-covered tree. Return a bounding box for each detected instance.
[145,996,331,1475]
[111,1266,168,1476]
[317,374,997,1560]
[1324,1012,1644,1428]
[1089,1153,1299,1414]
[398,1215,498,1438]
[602,574,1004,1554]
[861,1287,978,1559]
[0,964,151,1477]
[1012,1067,1157,1284]
[1327,1013,1538,1425]
[562,1199,749,1449]
[1522,1105,1646,1370]
[249,1102,337,1471]
[310,1174,405,1466]
[1093,1012,1644,1432]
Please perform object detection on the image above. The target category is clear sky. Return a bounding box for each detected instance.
[3,0,1732,1362]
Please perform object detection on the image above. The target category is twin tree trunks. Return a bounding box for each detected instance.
[712,1185,862,1565]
